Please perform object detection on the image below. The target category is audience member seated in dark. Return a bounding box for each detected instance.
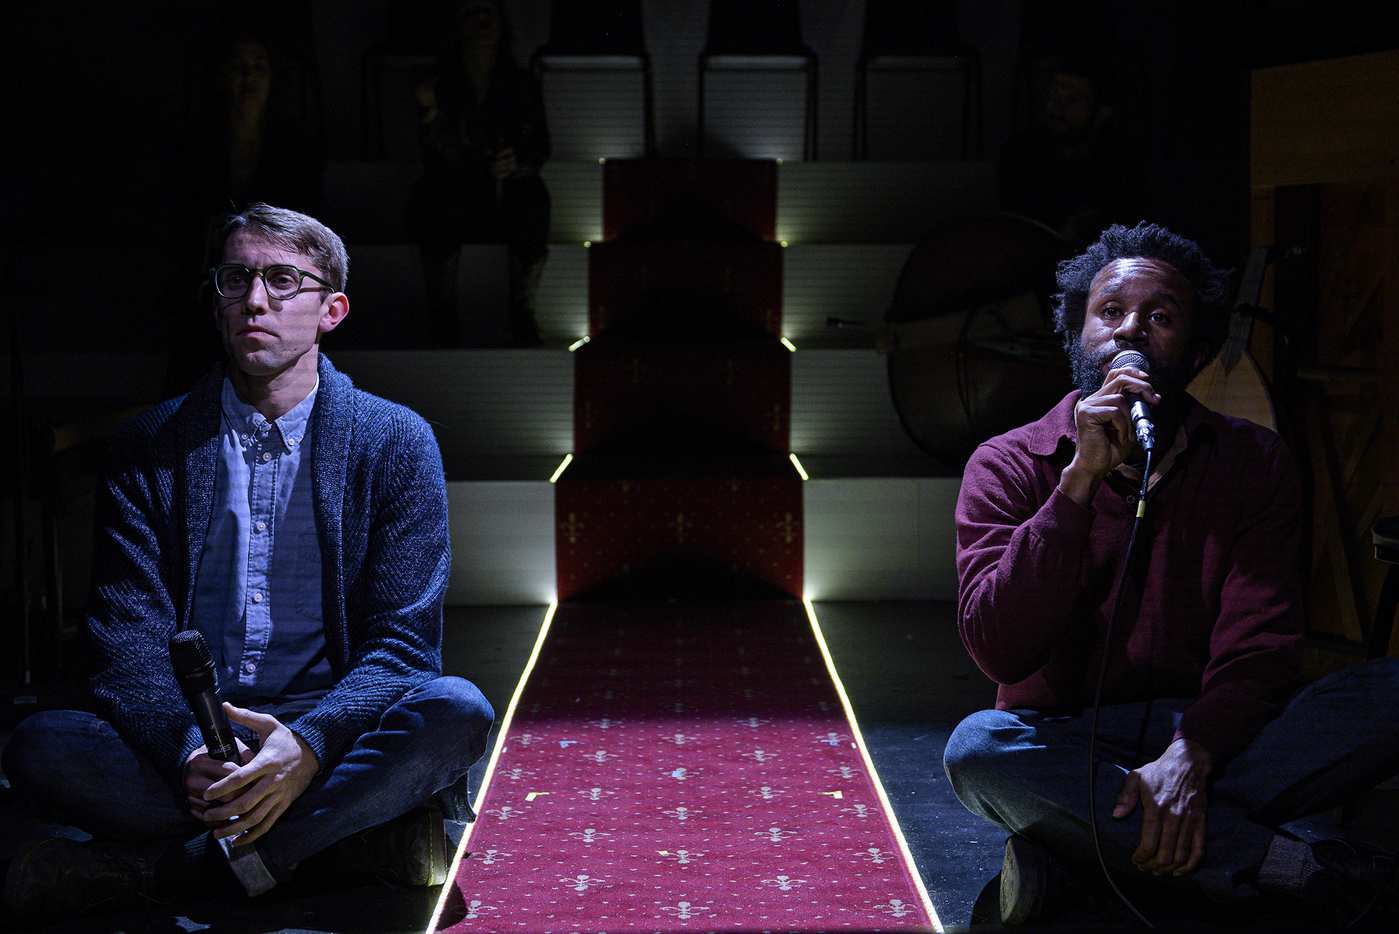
[2,203,493,924]
[187,30,325,234]
[998,57,1143,247]
[943,222,1399,927]
[167,30,326,395]
[408,0,551,347]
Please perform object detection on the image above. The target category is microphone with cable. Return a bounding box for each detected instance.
[1109,349,1156,453]
[169,630,240,763]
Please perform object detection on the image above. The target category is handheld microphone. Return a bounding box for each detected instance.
[169,630,240,763]
[1109,349,1156,452]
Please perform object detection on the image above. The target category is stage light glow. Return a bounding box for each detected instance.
[802,597,943,932]
[568,336,591,352]
[788,452,809,481]
[780,337,797,353]
[779,240,789,248]
[776,158,784,165]
[582,240,592,248]
[598,157,606,164]
[549,453,575,484]
[427,600,559,934]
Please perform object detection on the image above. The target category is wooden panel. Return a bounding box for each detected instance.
[1384,181,1399,519]
[1251,51,1399,189]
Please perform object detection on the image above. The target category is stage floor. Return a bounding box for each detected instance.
[7,602,1372,931]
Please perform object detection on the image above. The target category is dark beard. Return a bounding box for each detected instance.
[1065,335,1194,447]
[1066,337,1193,398]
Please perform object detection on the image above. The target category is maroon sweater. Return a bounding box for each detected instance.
[955,391,1303,764]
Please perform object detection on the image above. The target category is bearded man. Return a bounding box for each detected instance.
[943,222,1399,925]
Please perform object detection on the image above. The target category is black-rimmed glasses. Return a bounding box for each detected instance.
[210,263,337,301]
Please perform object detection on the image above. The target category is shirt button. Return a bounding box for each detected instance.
[261,452,272,463]
[1126,494,1139,504]
[255,520,267,533]
[243,661,256,674]
[289,438,298,447]
[252,591,264,604]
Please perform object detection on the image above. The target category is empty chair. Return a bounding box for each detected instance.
[698,0,817,161]
[854,0,982,160]
[531,0,654,159]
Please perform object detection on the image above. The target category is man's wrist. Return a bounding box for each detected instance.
[291,729,321,774]
[1171,736,1214,777]
[1058,461,1101,507]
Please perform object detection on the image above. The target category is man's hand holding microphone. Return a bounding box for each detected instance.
[171,632,319,848]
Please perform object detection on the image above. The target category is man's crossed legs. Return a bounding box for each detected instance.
[944,658,1399,919]
[2,675,493,915]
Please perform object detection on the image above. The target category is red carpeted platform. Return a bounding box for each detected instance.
[431,602,937,932]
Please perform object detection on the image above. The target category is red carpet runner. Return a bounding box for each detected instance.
[431,601,938,932]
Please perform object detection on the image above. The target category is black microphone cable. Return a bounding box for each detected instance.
[1087,446,1157,929]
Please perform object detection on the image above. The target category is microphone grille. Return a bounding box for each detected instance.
[169,629,214,675]
[1110,349,1150,373]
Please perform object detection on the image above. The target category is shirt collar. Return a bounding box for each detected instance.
[220,377,320,453]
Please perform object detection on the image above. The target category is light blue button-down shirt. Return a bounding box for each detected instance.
[191,378,333,705]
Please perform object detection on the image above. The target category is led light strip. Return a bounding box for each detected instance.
[549,453,574,484]
[425,600,560,934]
[803,596,943,933]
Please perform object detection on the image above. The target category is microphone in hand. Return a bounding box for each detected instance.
[169,630,240,763]
[1109,349,1156,453]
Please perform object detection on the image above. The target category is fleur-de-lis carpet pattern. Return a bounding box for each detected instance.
[435,602,935,932]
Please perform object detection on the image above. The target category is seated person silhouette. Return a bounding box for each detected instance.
[409,0,551,347]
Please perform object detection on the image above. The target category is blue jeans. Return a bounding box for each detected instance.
[3,675,494,879]
[943,658,1399,899]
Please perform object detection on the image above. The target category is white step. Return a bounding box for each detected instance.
[803,477,961,602]
[324,161,995,246]
[447,480,557,606]
[536,243,910,345]
[332,350,573,481]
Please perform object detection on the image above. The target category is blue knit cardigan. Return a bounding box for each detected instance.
[86,355,450,780]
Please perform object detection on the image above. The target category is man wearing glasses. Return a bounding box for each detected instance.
[3,203,494,919]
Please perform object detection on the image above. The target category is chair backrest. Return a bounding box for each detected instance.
[862,0,962,57]
[544,0,645,55]
[705,0,806,55]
